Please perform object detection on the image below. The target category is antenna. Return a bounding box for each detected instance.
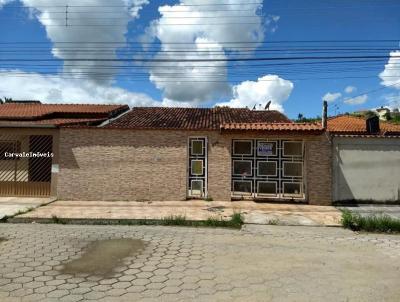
[264,100,271,110]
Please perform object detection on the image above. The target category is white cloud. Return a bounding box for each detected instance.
[344,94,368,105]
[344,86,357,94]
[379,50,400,89]
[383,93,400,109]
[1,0,149,84]
[0,70,159,107]
[0,0,13,5]
[143,0,266,105]
[322,92,341,102]
[215,75,294,112]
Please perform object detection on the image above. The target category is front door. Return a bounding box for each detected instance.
[187,137,207,198]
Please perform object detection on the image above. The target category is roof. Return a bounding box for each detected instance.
[106,107,291,130]
[221,122,323,133]
[0,103,129,126]
[327,115,400,136]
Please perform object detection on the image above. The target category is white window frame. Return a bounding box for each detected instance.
[257,181,278,197]
[233,140,253,156]
[282,141,303,157]
[232,160,253,177]
[190,179,203,197]
[282,161,303,178]
[257,161,278,177]
[191,139,204,156]
[257,140,277,157]
[233,180,252,195]
[282,182,303,197]
[191,160,204,176]
[187,136,208,198]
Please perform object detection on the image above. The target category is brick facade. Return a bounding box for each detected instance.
[57,128,332,204]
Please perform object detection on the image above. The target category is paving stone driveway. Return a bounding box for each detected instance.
[0,224,400,302]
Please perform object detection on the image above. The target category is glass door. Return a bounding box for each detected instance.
[188,137,207,198]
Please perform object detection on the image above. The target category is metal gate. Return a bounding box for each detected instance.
[0,134,53,196]
[231,139,305,200]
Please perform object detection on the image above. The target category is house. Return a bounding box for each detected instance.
[328,115,400,203]
[0,102,129,197]
[376,106,391,120]
[54,106,331,204]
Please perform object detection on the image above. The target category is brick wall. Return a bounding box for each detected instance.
[58,129,232,201]
[305,134,332,205]
[58,129,332,204]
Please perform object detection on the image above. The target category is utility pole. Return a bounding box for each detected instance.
[65,5,68,27]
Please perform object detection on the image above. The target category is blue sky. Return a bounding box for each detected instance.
[0,0,399,119]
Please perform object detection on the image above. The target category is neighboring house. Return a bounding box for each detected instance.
[376,106,391,121]
[328,115,400,203]
[0,102,129,197]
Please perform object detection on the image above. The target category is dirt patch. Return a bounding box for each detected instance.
[60,238,146,277]
[0,238,6,243]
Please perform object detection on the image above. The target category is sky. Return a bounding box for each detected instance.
[0,0,399,118]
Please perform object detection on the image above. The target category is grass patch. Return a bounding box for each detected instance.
[23,213,244,229]
[161,215,187,226]
[341,209,400,233]
[160,213,243,229]
[51,215,66,225]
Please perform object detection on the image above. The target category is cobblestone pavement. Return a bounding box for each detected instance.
[0,224,400,302]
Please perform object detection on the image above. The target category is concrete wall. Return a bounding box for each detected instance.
[333,137,400,202]
[58,128,332,204]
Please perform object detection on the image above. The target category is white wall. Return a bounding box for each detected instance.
[333,137,400,202]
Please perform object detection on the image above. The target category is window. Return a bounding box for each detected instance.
[233,180,252,194]
[233,160,252,176]
[232,139,305,200]
[191,140,204,156]
[191,160,203,176]
[0,141,20,160]
[257,141,277,157]
[233,140,252,156]
[283,162,303,177]
[257,161,277,177]
[257,181,277,195]
[191,180,203,196]
[283,141,303,157]
[283,182,302,196]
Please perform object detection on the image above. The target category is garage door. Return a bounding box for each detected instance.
[231,139,305,200]
[0,134,53,197]
[333,138,400,202]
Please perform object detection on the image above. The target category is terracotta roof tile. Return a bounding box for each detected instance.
[327,115,400,136]
[0,103,129,126]
[0,118,107,127]
[106,107,291,130]
[221,122,323,132]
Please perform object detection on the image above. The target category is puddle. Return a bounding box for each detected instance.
[60,238,146,277]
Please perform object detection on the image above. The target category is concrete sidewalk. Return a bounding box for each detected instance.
[0,197,56,220]
[14,200,342,226]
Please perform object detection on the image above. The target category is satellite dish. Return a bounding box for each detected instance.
[265,101,271,110]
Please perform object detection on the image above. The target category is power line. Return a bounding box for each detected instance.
[1,54,398,62]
